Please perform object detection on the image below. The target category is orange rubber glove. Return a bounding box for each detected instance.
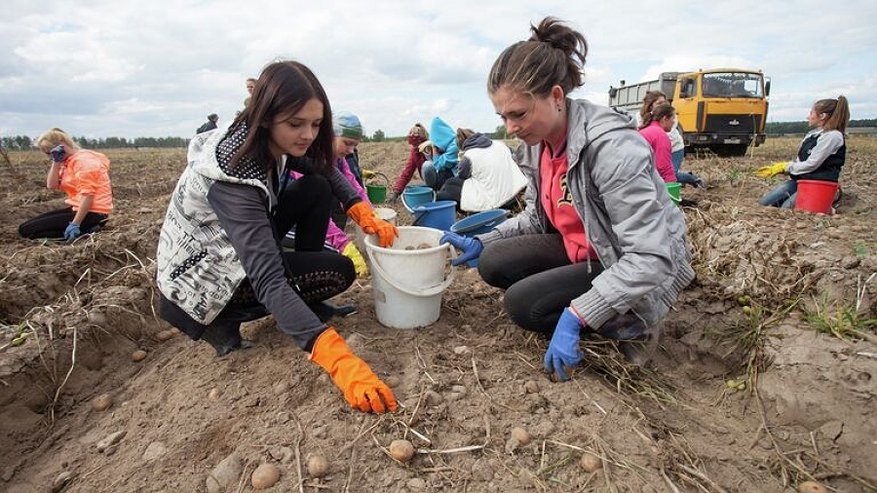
[347,201,398,247]
[309,328,398,413]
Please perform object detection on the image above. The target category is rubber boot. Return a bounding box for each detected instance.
[308,301,357,322]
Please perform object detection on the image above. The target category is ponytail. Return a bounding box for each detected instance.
[815,95,850,133]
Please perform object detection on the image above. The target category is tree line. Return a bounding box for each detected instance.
[1,135,190,150]
[766,118,876,135]
[4,118,875,150]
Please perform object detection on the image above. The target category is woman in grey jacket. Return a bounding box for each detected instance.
[441,17,694,380]
[156,61,398,413]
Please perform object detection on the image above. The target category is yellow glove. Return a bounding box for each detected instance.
[756,161,788,178]
[342,242,369,278]
[361,169,376,180]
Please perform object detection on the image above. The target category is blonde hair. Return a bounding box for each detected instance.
[36,128,79,154]
[814,96,850,133]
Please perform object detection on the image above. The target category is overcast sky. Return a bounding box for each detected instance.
[2,0,875,140]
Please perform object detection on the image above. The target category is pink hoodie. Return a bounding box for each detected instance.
[638,121,677,183]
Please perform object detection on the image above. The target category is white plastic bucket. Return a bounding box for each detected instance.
[364,226,456,329]
[356,207,397,246]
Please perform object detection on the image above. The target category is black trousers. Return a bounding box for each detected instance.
[436,177,464,209]
[478,234,603,334]
[160,175,354,347]
[19,206,108,239]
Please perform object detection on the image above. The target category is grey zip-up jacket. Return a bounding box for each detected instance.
[477,99,695,330]
[157,125,361,347]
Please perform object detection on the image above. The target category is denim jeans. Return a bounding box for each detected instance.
[671,149,701,186]
[758,180,797,208]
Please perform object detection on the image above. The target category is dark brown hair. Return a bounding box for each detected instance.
[640,90,667,123]
[640,103,675,129]
[814,96,850,133]
[455,128,476,150]
[230,61,334,174]
[487,17,588,97]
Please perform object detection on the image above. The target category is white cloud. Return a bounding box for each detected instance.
[1,0,875,139]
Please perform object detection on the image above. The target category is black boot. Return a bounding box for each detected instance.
[200,323,252,357]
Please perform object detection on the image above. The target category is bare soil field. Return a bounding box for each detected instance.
[1,136,875,492]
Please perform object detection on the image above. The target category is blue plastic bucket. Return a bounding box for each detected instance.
[412,200,456,231]
[402,186,436,213]
[449,209,509,267]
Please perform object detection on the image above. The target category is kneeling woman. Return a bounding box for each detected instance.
[156,61,398,413]
[20,128,113,241]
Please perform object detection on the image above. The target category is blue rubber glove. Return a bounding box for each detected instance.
[440,231,483,266]
[50,144,66,163]
[64,222,81,242]
[544,308,584,381]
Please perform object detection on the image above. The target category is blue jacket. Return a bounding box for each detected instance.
[429,117,459,174]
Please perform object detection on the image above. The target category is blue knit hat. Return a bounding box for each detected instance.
[333,112,363,140]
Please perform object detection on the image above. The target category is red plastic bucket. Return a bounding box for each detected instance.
[794,180,838,214]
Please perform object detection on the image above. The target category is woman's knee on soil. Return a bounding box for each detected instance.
[477,241,511,289]
[503,281,554,334]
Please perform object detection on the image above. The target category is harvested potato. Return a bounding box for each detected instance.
[510,427,531,445]
[155,329,176,341]
[580,452,603,473]
[389,439,415,462]
[307,454,329,477]
[797,481,828,493]
[92,393,113,412]
[131,350,147,362]
[251,463,280,489]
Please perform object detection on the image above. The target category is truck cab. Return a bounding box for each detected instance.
[609,68,770,156]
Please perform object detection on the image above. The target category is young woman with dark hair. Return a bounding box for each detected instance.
[156,60,398,414]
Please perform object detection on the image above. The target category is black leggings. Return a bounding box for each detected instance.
[478,234,603,334]
[436,177,463,206]
[19,207,108,239]
[160,174,354,346]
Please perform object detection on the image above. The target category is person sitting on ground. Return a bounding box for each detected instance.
[441,17,694,379]
[421,116,459,191]
[332,112,367,187]
[388,123,430,202]
[638,103,678,183]
[156,60,398,414]
[639,91,705,188]
[19,128,113,242]
[756,96,849,209]
[435,128,528,212]
[282,112,374,280]
[196,113,219,134]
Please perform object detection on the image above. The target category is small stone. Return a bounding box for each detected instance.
[510,427,531,445]
[251,463,281,489]
[451,385,467,394]
[143,441,167,461]
[523,380,540,394]
[384,375,401,387]
[841,256,861,269]
[272,381,289,395]
[505,437,521,454]
[155,329,176,341]
[580,453,603,473]
[131,350,147,362]
[206,453,243,493]
[307,454,329,477]
[444,392,462,402]
[312,425,328,439]
[96,431,126,452]
[407,478,427,490]
[208,388,220,400]
[92,393,113,412]
[52,471,74,493]
[453,345,471,355]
